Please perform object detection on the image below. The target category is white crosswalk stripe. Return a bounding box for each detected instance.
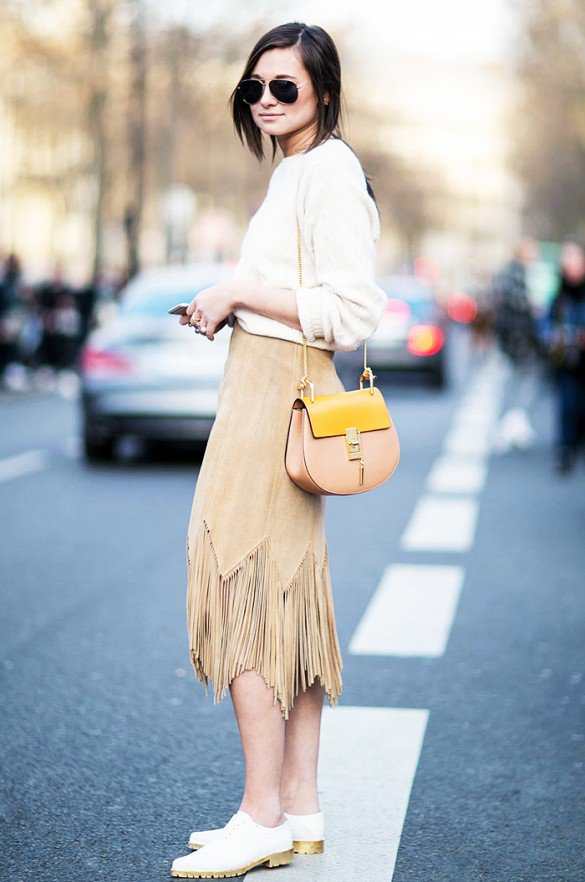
[349,564,466,657]
[400,495,479,552]
[426,454,487,494]
[254,706,429,880]
[442,422,492,456]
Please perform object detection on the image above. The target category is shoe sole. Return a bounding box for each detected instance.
[188,839,324,855]
[292,839,324,854]
[170,847,294,877]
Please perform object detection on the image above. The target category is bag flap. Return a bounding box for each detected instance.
[296,387,391,437]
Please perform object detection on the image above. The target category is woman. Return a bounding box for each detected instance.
[548,240,585,473]
[171,22,386,879]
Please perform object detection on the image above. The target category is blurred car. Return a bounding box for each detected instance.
[80,263,234,460]
[335,274,448,387]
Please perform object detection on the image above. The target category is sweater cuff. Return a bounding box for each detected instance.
[295,286,325,342]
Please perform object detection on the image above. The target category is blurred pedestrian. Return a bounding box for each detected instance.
[77,275,99,345]
[0,254,26,388]
[170,22,387,879]
[0,253,21,312]
[36,265,82,375]
[470,278,496,355]
[547,240,585,473]
[491,236,543,452]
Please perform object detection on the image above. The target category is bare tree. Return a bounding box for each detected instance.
[512,0,585,240]
[125,0,147,278]
[86,0,116,280]
[1,3,441,275]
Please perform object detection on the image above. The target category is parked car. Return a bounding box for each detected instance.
[335,274,448,387]
[80,263,234,460]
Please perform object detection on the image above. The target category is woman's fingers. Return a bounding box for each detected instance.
[201,318,228,342]
[178,287,230,340]
[199,318,215,340]
[178,298,199,326]
[185,310,215,340]
[188,306,203,327]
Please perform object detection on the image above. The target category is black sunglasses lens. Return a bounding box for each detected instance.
[270,79,298,104]
[238,80,263,104]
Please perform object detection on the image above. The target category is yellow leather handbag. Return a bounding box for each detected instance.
[285,219,400,496]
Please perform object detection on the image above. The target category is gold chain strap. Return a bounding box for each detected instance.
[295,218,375,395]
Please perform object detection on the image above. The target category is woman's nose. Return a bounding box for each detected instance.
[259,83,277,106]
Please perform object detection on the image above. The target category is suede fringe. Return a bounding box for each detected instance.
[186,519,343,719]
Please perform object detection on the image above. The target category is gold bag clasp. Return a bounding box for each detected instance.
[345,427,365,485]
[345,427,362,461]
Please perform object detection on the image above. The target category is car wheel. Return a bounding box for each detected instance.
[83,433,116,461]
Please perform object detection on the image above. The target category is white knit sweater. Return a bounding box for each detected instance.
[228,136,387,351]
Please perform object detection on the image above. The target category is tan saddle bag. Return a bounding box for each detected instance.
[285,219,400,496]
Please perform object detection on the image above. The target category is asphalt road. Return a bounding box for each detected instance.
[1,329,583,882]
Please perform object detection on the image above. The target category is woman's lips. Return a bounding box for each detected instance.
[260,114,283,119]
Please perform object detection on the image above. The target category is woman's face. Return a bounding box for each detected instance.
[245,47,325,148]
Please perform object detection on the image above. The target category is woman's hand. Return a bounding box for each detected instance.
[178,280,241,341]
[178,278,303,339]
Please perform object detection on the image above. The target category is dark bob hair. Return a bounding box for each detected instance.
[228,22,377,205]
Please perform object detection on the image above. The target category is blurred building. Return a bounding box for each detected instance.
[354,53,522,289]
[1,1,523,291]
[0,7,94,283]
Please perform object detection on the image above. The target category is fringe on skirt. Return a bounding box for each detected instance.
[185,320,345,720]
[186,520,343,719]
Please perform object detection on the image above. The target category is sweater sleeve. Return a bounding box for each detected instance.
[295,159,387,351]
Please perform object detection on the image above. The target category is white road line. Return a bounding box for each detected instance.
[452,403,500,426]
[426,455,487,494]
[254,706,429,881]
[442,423,492,456]
[0,449,47,484]
[349,564,465,658]
[451,415,496,432]
[400,496,478,552]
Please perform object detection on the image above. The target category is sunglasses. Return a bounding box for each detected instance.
[237,78,307,105]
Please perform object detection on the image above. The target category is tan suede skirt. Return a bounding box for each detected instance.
[185,319,345,719]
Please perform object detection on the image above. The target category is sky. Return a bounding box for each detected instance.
[164,0,517,68]
[288,0,515,65]
[26,0,517,71]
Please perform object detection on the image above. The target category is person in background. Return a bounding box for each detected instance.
[77,279,98,348]
[50,287,82,371]
[0,254,25,388]
[470,277,496,355]
[547,240,585,473]
[491,236,543,452]
[35,265,78,372]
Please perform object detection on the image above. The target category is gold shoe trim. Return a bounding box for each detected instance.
[170,847,294,878]
[188,839,325,855]
[293,839,325,854]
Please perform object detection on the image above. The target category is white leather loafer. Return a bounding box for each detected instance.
[284,811,325,854]
[188,809,324,855]
[171,810,293,878]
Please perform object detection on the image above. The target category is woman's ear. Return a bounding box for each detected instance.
[324,90,330,106]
